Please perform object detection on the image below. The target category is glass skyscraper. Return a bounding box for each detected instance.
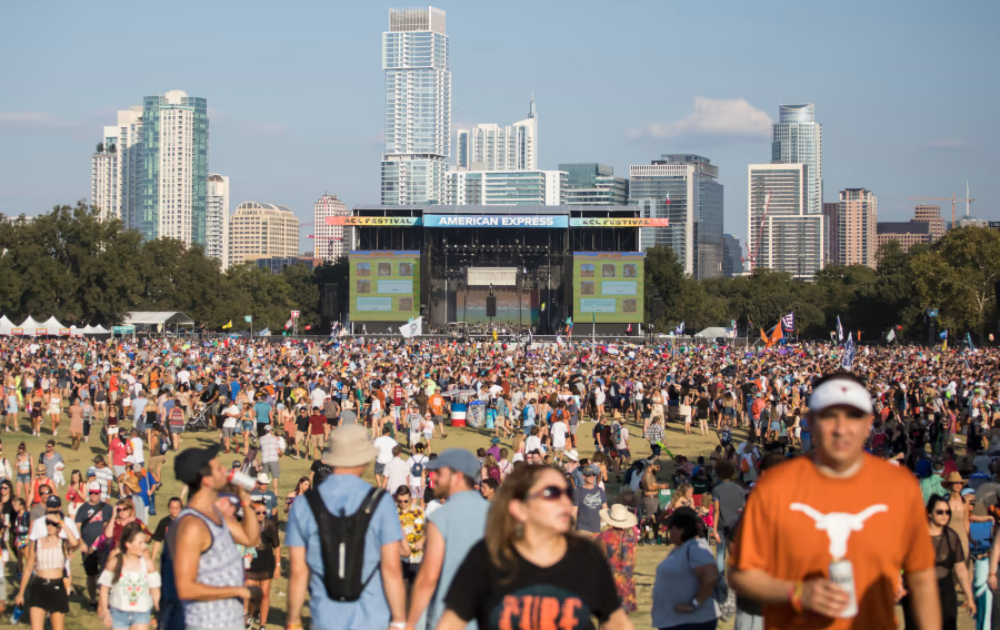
[140,90,209,245]
[771,104,822,215]
[456,97,536,171]
[558,163,629,206]
[629,155,723,279]
[747,163,824,280]
[381,7,450,205]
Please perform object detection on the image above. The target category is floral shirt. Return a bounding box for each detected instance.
[99,558,162,613]
[398,506,425,564]
[595,527,638,613]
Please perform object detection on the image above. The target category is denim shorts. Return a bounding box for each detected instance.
[110,607,151,629]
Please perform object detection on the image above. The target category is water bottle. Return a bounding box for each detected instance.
[227,469,255,492]
[10,605,24,625]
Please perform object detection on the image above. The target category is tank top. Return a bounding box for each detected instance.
[176,507,244,629]
[36,538,66,571]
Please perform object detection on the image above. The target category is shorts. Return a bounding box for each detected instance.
[570,425,578,435]
[169,424,184,434]
[114,465,126,478]
[770,421,781,431]
[296,430,307,444]
[374,462,386,475]
[619,449,631,459]
[310,434,324,448]
[27,577,69,614]
[111,608,152,630]
[242,421,254,433]
[84,551,103,576]
[17,472,30,484]
[221,427,234,439]
[261,461,280,479]
[432,414,446,425]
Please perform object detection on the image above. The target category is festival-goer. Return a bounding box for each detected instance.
[98,521,162,630]
[651,506,720,629]
[597,503,639,615]
[245,500,280,629]
[14,510,79,630]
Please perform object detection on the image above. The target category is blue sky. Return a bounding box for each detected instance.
[1,0,997,249]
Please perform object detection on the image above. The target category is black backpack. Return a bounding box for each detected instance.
[303,486,385,602]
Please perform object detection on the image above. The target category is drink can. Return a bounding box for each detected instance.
[828,559,858,618]
[11,606,24,625]
[227,469,255,492]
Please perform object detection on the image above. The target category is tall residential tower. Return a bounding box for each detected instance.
[837,188,877,268]
[747,163,823,280]
[90,107,143,222]
[313,194,351,261]
[771,104,822,215]
[456,97,537,171]
[206,174,230,269]
[380,7,451,205]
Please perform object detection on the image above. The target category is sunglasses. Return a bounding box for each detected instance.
[934,509,951,516]
[254,510,266,516]
[528,485,574,502]
[40,490,51,496]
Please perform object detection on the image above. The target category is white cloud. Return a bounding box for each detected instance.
[923,138,970,149]
[628,97,772,140]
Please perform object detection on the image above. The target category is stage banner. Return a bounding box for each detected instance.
[456,288,537,325]
[423,215,568,228]
[326,216,420,227]
[467,267,518,287]
[569,217,670,227]
[349,251,421,322]
[573,252,645,324]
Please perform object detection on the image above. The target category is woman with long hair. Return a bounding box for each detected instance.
[14,511,79,630]
[65,469,85,518]
[902,495,974,629]
[245,500,280,629]
[98,521,161,630]
[14,442,31,501]
[435,464,633,630]
[284,476,311,515]
[510,433,527,464]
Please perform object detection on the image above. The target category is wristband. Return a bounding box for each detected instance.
[789,582,804,614]
[390,623,407,629]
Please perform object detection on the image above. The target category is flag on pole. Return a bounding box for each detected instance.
[768,324,783,348]
[627,323,632,335]
[760,328,768,345]
[940,330,948,351]
[665,193,671,205]
[244,316,252,323]
[841,334,856,370]
[730,319,736,329]
[781,312,795,331]
[284,319,293,330]
[222,321,232,329]
[258,327,270,336]
[886,328,896,343]
[836,316,844,342]
[674,322,685,334]
[492,329,498,341]
[399,316,423,338]
[967,332,975,351]
[304,325,312,331]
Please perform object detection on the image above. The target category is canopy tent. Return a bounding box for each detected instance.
[40,316,66,331]
[123,312,195,330]
[0,316,13,335]
[90,324,110,334]
[695,326,735,339]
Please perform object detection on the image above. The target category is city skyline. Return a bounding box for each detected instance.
[1,0,997,252]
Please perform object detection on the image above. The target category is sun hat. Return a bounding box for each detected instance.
[565,449,580,462]
[944,471,967,485]
[599,504,638,529]
[322,424,378,468]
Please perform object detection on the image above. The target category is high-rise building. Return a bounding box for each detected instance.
[771,104,822,215]
[722,234,744,277]
[90,107,143,222]
[228,202,299,268]
[877,222,930,253]
[837,188,877,268]
[910,205,946,240]
[140,90,209,245]
[456,97,537,171]
[558,163,629,206]
[206,174,230,269]
[381,7,450,205]
[446,170,566,205]
[747,163,823,280]
[313,194,351,261]
[822,202,840,266]
[629,154,723,279]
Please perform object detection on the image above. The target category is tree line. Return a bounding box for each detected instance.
[0,202,348,333]
[644,225,1000,342]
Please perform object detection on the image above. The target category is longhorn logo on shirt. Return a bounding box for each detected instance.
[492,585,590,630]
[790,503,888,559]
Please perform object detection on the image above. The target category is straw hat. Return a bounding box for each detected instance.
[599,504,638,529]
[944,471,967,485]
[322,424,378,468]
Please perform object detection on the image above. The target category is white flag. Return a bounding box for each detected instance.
[399,316,424,338]
[886,328,896,342]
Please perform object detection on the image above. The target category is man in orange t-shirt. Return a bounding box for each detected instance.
[729,373,940,630]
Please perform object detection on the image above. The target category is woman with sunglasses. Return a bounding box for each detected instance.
[0,479,14,529]
[395,486,425,586]
[98,521,161,630]
[15,442,32,502]
[436,464,633,630]
[245,499,280,629]
[14,510,78,630]
[902,494,975,629]
[103,498,147,549]
[283,476,310,515]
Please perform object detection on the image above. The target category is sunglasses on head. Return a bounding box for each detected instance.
[528,485,574,502]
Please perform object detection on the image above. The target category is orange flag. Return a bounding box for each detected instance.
[760,328,768,345]
[768,324,784,348]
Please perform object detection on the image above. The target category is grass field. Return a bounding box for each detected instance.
[2,411,976,629]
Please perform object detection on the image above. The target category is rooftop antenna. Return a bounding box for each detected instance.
[529,92,536,118]
[966,181,970,216]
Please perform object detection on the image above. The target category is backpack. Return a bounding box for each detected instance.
[159,436,169,455]
[304,487,385,602]
[488,465,501,483]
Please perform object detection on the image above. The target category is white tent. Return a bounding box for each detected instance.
[123,312,194,328]
[89,324,110,335]
[17,317,44,336]
[69,325,84,337]
[40,316,65,334]
[695,326,735,339]
[0,316,13,335]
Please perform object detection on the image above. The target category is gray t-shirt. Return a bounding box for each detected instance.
[574,486,607,533]
[651,537,719,627]
[340,409,357,425]
[39,452,64,481]
[711,480,746,534]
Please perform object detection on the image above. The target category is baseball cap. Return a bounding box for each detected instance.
[46,495,62,508]
[174,445,221,485]
[88,482,102,493]
[582,465,599,477]
[426,448,481,480]
[808,377,873,415]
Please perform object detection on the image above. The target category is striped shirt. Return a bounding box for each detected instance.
[259,434,281,464]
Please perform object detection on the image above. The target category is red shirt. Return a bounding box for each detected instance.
[308,414,326,436]
[110,439,129,466]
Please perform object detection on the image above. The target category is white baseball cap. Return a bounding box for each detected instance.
[808,378,873,415]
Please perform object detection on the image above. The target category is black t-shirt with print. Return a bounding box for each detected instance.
[445,537,620,630]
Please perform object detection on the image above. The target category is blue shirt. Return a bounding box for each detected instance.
[254,401,271,425]
[229,380,241,402]
[286,474,403,630]
[426,490,490,630]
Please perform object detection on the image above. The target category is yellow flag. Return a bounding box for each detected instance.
[222,321,232,329]
[492,329,498,341]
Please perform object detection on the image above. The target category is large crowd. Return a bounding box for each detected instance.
[0,334,998,630]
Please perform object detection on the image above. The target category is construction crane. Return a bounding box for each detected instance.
[746,189,771,271]
[907,186,974,231]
